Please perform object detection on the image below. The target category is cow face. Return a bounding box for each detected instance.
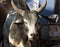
[23,11,38,40]
[10,11,38,41]
[11,0,47,41]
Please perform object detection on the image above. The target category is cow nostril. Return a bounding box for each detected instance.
[31,33,38,36]
[31,33,36,36]
[36,33,38,36]
[31,34,33,36]
[30,33,39,40]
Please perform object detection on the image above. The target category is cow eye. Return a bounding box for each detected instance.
[14,19,24,25]
[14,22,24,25]
[19,22,24,25]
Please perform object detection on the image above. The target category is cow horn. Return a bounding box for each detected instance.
[36,0,47,13]
[11,0,25,16]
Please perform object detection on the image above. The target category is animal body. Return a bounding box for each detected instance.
[3,0,47,47]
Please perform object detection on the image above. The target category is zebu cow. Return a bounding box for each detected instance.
[3,0,47,47]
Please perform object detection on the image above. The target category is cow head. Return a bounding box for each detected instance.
[11,0,47,41]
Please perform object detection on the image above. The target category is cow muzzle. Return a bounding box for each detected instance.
[28,33,39,41]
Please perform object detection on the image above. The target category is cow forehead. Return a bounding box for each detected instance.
[23,11,38,24]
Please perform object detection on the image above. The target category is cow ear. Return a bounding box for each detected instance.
[37,15,42,25]
[37,15,41,19]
